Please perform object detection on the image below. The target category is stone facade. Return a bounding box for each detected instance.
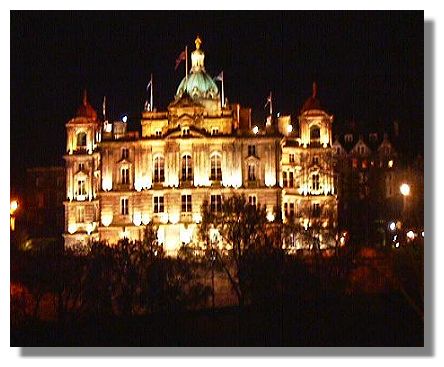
[63,37,338,254]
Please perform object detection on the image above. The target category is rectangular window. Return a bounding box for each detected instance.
[284,203,288,217]
[181,194,192,212]
[248,145,256,156]
[77,179,86,196]
[76,206,85,223]
[154,196,164,213]
[248,195,257,208]
[289,203,295,217]
[121,168,129,184]
[312,156,319,165]
[211,127,219,135]
[210,194,222,213]
[155,130,162,137]
[120,198,129,215]
[289,171,294,188]
[312,203,321,217]
[283,172,288,187]
[248,164,256,181]
[78,163,85,171]
[210,155,222,181]
[289,154,295,163]
[122,148,129,159]
[312,174,320,191]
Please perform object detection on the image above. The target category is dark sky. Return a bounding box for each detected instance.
[10,11,423,191]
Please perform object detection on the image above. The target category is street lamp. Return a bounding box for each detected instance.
[10,200,18,231]
[400,183,410,197]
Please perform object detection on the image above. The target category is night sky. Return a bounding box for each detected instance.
[10,11,423,192]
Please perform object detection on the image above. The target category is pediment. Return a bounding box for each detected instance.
[117,157,132,165]
[245,155,260,163]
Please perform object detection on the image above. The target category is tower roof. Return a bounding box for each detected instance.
[75,90,98,121]
[176,36,219,100]
[300,82,322,113]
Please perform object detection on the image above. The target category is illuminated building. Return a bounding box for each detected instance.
[63,36,338,253]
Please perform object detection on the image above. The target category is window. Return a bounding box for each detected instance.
[120,198,129,215]
[312,174,320,191]
[77,179,86,196]
[352,158,358,169]
[312,203,321,217]
[369,133,378,142]
[210,154,222,181]
[121,167,129,184]
[289,154,295,163]
[153,156,165,183]
[77,132,87,147]
[182,127,190,136]
[211,127,219,135]
[182,154,193,181]
[76,206,85,223]
[248,163,256,181]
[78,163,85,172]
[336,147,341,155]
[289,203,295,217]
[344,134,353,143]
[210,194,222,213]
[248,195,257,208]
[122,148,129,159]
[181,195,192,212]
[312,156,319,165]
[154,196,164,213]
[289,171,294,188]
[248,145,256,156]
[283,172,288,187]
[284,203,288,217]
[357,146,365,155]
[310,126,320,143]
[155,129,162,137]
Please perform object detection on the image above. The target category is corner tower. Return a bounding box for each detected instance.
[63,90,101,248]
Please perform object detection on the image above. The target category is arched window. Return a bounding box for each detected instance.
[248,163,256,181]
[310,126,320,144]
[153,155,164,183]
[77,132,87,148]
[182,154,193,181]
[210,153,222,181]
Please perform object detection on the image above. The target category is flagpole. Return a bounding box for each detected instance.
[221,71,225,108]
[270,92,273,116]
[150,73,153,111]
[185,46,188,84]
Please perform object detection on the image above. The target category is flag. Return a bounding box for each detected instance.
[146,78,152,92]
[264,92,272,108]
[175,50,186,70]
[214,71,223,81]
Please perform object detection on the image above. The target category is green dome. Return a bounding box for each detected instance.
[176,70,219,99]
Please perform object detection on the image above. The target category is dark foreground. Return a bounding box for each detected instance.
[12,292,423,347]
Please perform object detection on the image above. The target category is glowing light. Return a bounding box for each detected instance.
[400,183,410,196]
[122,115,128,123]
[68,223,77,234]
[180,226,193,244]
[160,213,169,224]
[266,212,275,222]
[120,229,129,239]
[406,230,415,240]
[10,200,18,215]
[157,226,165,245]
[86,222,94,235]
[395,242,400,248]
[101,212,113,227]
[388,160,394,168]
[134,180,143,192]
[389,222,396,231]
[287,124,293,134]
[133,212,142,226]
[340,237,346,246]
[193,213,202,224]
[142,213,151,225]
[252,125,259,134]
[169,213,180,224]
[102,176,112,191]
[422,231,424,238]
